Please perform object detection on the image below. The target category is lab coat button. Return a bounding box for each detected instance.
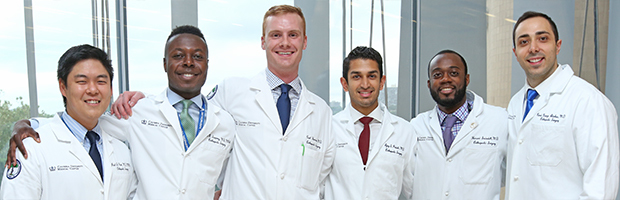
[518,140,523,144]
[514,176,519,181]
[282,136,288,141]
[280,173,285,179]
[445,192,449,196]
[181,189,186,194]
[100,190,104,194]
[448,159,452,162]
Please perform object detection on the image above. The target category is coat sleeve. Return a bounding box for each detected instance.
[399,124,416,200]
[0,140,42,199]
[318,113,336,184]
[574,94,619,200]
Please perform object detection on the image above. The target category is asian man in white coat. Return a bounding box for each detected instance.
[410,50,508,200]
[506,11,619,199]
[6,26,236,200]
[1,44,137,199]
[209,5,335,200]
[324,46,414,200]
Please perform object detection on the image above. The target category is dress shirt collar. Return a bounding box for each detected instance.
[266,68,302,94]
[166,88,205,110]
[60,111,102,143]
[348,103,384,124]
[524,63,562,100]
[437,100,472,125]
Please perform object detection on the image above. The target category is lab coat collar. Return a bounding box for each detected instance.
[426,90,483,157]
[49,114,106,185]
[154,90,221,153]
[520,64,573,124]
[337,103,396,165]
[250,71,315,136]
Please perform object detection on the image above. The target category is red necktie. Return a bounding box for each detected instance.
[359,117,373,165]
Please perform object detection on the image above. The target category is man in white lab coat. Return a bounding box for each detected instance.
[1,44,137,199]
[410,50,508,200]
[209,5,335,200]
[506,11,619,199]
[324,46,414,200]
[7,26,235,200]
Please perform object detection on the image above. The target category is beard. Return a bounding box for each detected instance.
[430,85,467,108]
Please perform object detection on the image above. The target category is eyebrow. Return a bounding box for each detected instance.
[74,74,109,79]
[517,31,551,40]
[350,70,379,74]
[173,48,204,52]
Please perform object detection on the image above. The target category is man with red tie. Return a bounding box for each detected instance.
[323,46,414,200]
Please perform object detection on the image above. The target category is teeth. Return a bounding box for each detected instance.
[278,52,292,55]
[529,58,542,62]
[183,74,193,77]
[441,88,452,91]
[86,100,99,104]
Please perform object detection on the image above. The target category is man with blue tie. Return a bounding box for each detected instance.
[410,50,508,199]
[0,44,137,199]
[505,11,619,199]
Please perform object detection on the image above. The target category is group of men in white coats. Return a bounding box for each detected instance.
[1,45,138,199]
[4,7,620,200]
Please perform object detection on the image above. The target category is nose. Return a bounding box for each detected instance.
[529,41,540,53]
[360,77,371,88]
[183,54,195,67]
[280,35,291,48]
[86,81,99,95]
[439,72,453,83]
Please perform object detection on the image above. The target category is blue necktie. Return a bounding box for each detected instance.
[86,131,103,180]
[523,89,539,121]
[277,84,291,134]
[442,115,458,153]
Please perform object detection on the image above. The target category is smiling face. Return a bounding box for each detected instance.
[60,59,112,130]
[261,13,307,77]
[513,16,562,88]
[341,58,385,115]
[428,53,469,114]
[164,33,208,99]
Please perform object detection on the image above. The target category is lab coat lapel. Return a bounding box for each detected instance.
[286,80,313,135]
[187,103,221,153]
[252,72,284,134]
[367,104,395,164]
[50,117,103,185]
[521,65,572,126]
[448,91,481,157]
[155,91,185,151]
[427,108,448,156]
[101,131,115,192]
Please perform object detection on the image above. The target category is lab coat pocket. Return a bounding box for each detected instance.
[109,170,132,197]
[459,148,496,184]
[526,124,565,166]
[297,147,323,191]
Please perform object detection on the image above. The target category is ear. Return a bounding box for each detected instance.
[302,35,307,50]
[512,47,516,56]
[555,39,562,55]
[261,36,266,50]
[379,75,386,91]
[163,57,168,72]
[465,74,470,86]
[340,77,349,92]
[59,79,67,98]
[427,79,431,89]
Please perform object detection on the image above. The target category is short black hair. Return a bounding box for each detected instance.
[165,25,208,58]
[342,46,383,82]
[427,49,468,78]
[57,44,113,107]
[512,11,559,48]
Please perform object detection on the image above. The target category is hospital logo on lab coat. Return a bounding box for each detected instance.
[6,159,22,180]
[207,85,218,100]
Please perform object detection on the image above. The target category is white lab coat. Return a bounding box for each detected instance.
[101,90,236,200]
[210,70,336,200]
[506,64,619,200]
[324,103,415,200]
[0,114,137,200]
[410,91,507,200]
